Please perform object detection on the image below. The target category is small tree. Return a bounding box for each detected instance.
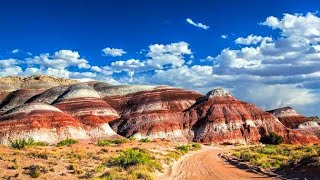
[260,132,283,145]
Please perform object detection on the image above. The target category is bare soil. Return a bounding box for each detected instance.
[158,146,274,180]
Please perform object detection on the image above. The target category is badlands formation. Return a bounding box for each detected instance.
[0,75,319,145]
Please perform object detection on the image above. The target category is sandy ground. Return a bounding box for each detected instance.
[157,146,274,180]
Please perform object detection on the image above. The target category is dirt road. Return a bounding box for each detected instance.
[158,146,273,180]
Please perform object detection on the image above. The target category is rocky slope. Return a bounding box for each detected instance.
[268,107,318,129]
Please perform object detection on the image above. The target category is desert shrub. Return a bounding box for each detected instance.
[112,138,129,144]
[10,138,48,149]
[108,148,162,171]
[101,166,155,180]
[259,145,277,154]
[97,139,111,146]
[164,151,183,162]
[94,165,105,172]
[56,138,78,147]
[190,143,201,150]
[176,145,189,154]
[260,132,283,145]
[97,138,128,146]
[67,164,83,174]
[128,136,136,141]
[28,165,41,178]
[28,152,49,159]
[239,150,252,161]
[139,138,151,143]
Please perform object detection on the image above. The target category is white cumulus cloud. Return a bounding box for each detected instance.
[102,47,126,57]
[235,34,273,45]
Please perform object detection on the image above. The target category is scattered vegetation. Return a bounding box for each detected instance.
[67,164,83,174]
[107,148,162,171]
[56,138,78,147]
[128,136,136,141]
[231,144,320,169]
[104,148,163,179]
[139,138,151,143]
[97,140,111,146]
[28,151,49,159]
[26,165,42,178]
[97,138,129,146]
[10,138,49,149]
[260,132,284,145]
[176,143,202,154]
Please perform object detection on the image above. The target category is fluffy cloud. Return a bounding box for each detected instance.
[0,59,22,76]
[102,47,126,57]
[111,59,146,72]
[0,58,19,67]
[26,50,90,70]
[235,34,272,45]
[186,18,210,30]
[262,12,320,44]
[103,41,192,75]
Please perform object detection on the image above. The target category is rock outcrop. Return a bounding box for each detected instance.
[268,107,317,129]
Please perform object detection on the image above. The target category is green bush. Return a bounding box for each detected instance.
[97,138,128,146]
[176,145,190,154]
[56,138,78,147]
[260,132,283,145]
[259,145,277,154]
[128,136,136,141]
[108,148,162,171]
[10,138,48,149]
[112,138,128,144]
[139,138,151,143]
[97,139,111,146]
[191,143,201,150]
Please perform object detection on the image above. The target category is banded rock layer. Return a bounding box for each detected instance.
[109,87,202,141]
[183,89,286,144]
[0,75,319,145]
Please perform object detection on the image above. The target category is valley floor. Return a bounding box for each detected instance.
[157,146,272,180]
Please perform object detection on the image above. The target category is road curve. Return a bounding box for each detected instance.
[157,146,273,180]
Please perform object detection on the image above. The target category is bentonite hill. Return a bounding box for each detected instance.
[0,75,319,145]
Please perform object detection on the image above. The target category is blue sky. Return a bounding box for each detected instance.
[1,0,320,115]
